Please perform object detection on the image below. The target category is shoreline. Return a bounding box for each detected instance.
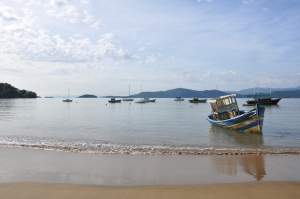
[1,182,300,199]
[1,144,300,156]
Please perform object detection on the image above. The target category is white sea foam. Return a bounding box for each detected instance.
[0,136,300,155]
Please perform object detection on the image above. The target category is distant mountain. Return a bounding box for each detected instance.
[232,86,300,98]
[235,86,300,95]
[128,88,228,98]
[78,94,98,98]
[0,83,37,98]
[266,90,300,98]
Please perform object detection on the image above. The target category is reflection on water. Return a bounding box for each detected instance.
[212,155,266,181]
[209,126,266,180]
[0,99,17,121]
[209,126,264,148]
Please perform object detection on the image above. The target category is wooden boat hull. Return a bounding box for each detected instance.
[207,105,265,133]
[246,98,281,105]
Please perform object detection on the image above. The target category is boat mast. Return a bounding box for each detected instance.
[128,85,131,96]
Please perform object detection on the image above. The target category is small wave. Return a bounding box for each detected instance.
[0,136,300,155]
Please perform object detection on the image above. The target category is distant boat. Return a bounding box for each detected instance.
[108,98,121,103]
[62,89,72,103]
[189,97,206,103]
[174,96,184,101]
[135,98,156,103]
[122,85,134,102]
[245,98,281,106]
[207,95,265,133]
[122,98,134,102]
[62,99,72,102]
[245,88,281,106]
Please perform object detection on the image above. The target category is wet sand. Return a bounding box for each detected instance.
[0,148,300,199]
[1,182,300,199]
[1,148,300,185]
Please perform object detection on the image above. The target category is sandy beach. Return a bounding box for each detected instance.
[0,148,299,198]
[1,182,299,199]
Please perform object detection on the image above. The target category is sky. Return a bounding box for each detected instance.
[0,0,300,96]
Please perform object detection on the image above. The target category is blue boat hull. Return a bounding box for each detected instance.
[207,105,265,133]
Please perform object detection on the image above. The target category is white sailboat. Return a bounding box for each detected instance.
[122,85,134,101]
[62,89,72,102]
[174,96,184,101]
[135,98,156,103]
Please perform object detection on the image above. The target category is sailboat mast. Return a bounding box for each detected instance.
[128,85,131,96]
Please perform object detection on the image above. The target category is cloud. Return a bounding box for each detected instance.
[1,27,132,63]
[22,0,101,29]
[242,0,255,5]
[0,2,138,65]
[196,0,213,3]
[0,4,20,22]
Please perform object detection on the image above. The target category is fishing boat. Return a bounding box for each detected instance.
[245,98,281,106]
[62,89,72,102]
[108,98,121,103]
[245,88,281,106]
[189,97,207,103]
[135,98,156,103]
[174,96,184,101]
[207,95,265,133]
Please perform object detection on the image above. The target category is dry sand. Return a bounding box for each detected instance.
[1,182,299,199]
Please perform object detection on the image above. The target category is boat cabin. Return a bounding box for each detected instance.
[208,95,240,120]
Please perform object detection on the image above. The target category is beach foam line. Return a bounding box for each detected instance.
[0,136,300,155]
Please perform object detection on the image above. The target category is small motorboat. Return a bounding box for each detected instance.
[189,97,207,103]
[135,98,156,103]
[207,95,265,133]
[108,98,121,103]
[245,98,281,106]
[174,96,184,101]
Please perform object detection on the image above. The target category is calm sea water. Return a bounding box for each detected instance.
[0,98,300,154]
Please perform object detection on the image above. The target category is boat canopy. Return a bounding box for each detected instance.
[208,94,239,114]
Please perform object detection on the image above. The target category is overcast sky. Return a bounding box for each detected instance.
[0,0,300,96]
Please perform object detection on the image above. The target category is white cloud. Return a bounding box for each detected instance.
[0,2,121,63]
[0,4,20,22]
[1,26,132,63]
[45,0,101,28]
[196,0,213,3]
[242,0,255,5]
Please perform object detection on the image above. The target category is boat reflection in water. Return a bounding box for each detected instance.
[209,126,266,181]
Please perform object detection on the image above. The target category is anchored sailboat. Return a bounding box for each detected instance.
[122,85,134,102]
[62,89,72,102]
